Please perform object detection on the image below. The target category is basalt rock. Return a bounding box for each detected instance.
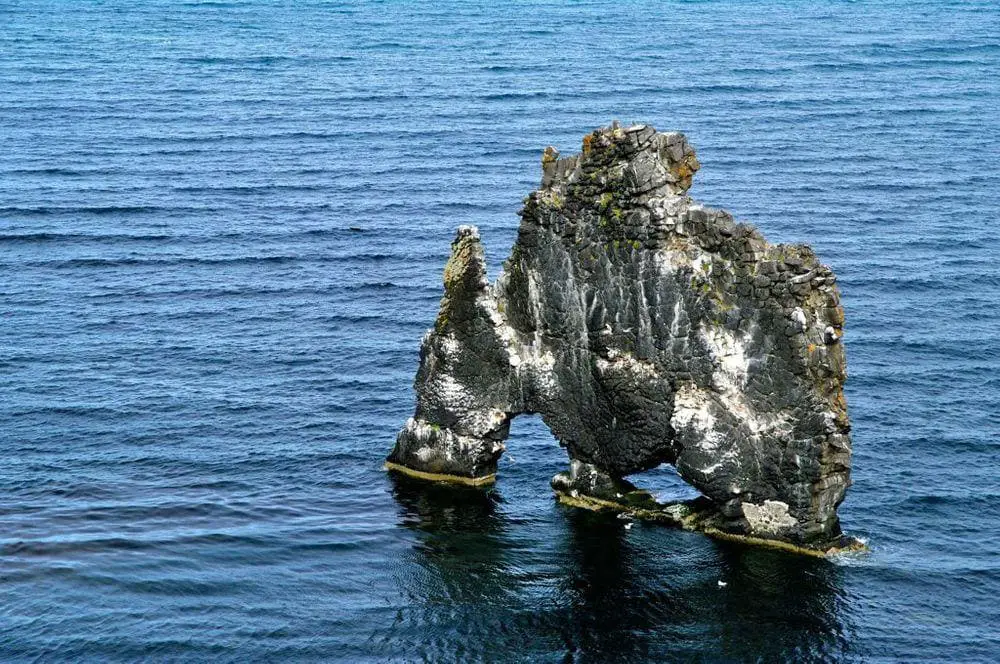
[387,123,860,555]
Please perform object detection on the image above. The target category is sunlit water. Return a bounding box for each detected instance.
[2,1,999,661]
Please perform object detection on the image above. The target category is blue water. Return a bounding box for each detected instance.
[2,1,999,661]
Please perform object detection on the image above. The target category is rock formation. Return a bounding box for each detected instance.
[387,123,860,556]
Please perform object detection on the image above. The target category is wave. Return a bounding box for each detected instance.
[5,167,124,176]
[0,232,172,243]
[0,205,158,216]
[0,227,395,245]
[894,493,1000,509]
[23,255,303,269]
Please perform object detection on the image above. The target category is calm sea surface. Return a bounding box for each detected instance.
[2,1,999,661]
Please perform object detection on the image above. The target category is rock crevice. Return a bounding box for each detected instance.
[388,123,857,554]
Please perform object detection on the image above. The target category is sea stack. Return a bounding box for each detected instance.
[387,123,859,556]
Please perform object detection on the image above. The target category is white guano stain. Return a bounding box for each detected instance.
[671,382,725,452]
[742,500,799,535]
[670,324,794,478]
[699,323,792,438]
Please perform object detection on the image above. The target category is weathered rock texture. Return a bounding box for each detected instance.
[388,123,856,554]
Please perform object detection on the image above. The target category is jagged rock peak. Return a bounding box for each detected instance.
[387,123,860,556]
[540,123,699,195]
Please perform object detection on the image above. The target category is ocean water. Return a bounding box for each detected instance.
[2,0,999,661]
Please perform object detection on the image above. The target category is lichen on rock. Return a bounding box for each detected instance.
[387,123,860,555]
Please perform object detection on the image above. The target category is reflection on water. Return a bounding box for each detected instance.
[389,471,504,536]
[388,472,519,608]
[387,473,854,662]
[711,543,853,661]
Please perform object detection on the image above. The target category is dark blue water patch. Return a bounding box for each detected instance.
[0,205,162,217]
[0,232,176,243]
[3,167,129,177]
[15,255,304,269]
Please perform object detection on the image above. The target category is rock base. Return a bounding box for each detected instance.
[383,461,496,487]
[551,474,866,559]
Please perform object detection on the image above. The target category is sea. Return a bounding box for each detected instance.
[2,1,999,661]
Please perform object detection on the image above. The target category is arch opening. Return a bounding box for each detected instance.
[497,413,567,493]
[626,463,703,504]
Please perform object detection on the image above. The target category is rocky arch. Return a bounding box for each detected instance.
[386,124,859,556]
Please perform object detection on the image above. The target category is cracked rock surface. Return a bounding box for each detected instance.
[388,123,853,549]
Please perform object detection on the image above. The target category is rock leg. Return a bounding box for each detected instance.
[387,417,507,485]
[551,460,661,511]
